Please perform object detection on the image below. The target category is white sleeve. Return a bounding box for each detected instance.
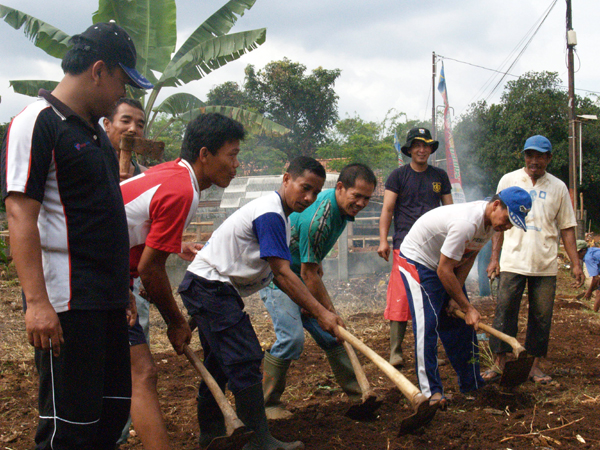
[440,221,477,262]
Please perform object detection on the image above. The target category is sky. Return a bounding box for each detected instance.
[1,0,599,128]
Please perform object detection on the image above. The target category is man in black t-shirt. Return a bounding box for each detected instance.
[378,127,453,368]
[2,23,153,449]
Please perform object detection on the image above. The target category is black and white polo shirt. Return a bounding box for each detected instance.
[1,90,130,312]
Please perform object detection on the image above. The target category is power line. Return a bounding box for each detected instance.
[484,0,558,102]
[436,55,519,78]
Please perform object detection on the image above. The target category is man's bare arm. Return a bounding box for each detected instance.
[441,193,454,205]
[269,257,344,340]
[138,246,191,354]
[301,262,335,312]
[437,254,480,329]
[454,251,479,287]
[377,190,398,261]
[6,193,63,356]
[486,231,504,278]
[561,227,584,287]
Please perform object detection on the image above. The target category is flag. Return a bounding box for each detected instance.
[394,131,403,167]
[437,64,465,203]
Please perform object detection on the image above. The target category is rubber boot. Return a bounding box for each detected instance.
[389,321,407,368]
[263,351,293,419]
[235,383,304,450]
[324,345,362,401]
[197,391,226,449]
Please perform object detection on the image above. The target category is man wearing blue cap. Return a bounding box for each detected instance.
[1,22,153,448]
[397,187,532,408]
[486,135,584,384]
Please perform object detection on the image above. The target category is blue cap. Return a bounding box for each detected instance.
[498,186,532,232]
[523,135,552,153]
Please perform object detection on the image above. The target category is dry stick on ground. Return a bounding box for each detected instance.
[529,404,536,434]
[508,416,584,438]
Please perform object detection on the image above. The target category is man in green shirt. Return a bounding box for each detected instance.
[259,163,377,419]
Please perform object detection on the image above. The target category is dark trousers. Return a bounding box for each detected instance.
[490,272,556,357]
[179,272,264,398]
[35,309,131,450]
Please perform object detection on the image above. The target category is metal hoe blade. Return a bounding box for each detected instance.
[398,400,439,436]
[345,394,383,421]
[499,355,535,388]
[205,426,254,450]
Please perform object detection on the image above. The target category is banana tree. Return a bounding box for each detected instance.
[0,0,290,139]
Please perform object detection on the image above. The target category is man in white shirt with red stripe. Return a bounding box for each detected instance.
[120,112,245,449]
[398,187,532,408]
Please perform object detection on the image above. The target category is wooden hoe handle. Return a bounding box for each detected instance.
[183,345,246,435]
[337,327,422,408]
[452,309,526,357]
[342,341,374,400]
[119,133,135,175]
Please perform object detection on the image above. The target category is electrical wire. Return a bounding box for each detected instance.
[483,0,559,103]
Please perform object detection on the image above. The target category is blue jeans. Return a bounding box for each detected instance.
[259,285,339,360]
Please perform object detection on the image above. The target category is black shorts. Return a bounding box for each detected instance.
[35,309,131,449]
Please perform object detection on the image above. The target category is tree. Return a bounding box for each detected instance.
[454,70,600,226]
[206,81,247,108]
[318,115,396,173]
[0,0,289,139]
[243,58,341,160]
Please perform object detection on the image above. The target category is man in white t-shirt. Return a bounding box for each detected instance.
[486,135,584,384]
[178,156,344,450]
[399,187,532,407]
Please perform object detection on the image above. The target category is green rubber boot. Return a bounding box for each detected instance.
[325,345,362,401]
[389,320,407,368]
[235,383,304,450]
[263,351,293,420]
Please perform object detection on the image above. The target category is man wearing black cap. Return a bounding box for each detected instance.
[377,127,453,369]
[1,22,153,449]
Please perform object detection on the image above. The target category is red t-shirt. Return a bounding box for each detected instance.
[121,158,200,278]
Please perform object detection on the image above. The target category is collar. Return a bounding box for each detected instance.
[177,158,200,194]
[39,89,101,134]
[521,167,548,185]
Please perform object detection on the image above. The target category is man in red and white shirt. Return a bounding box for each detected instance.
[120,112,245,449]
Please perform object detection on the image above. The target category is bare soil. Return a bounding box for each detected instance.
[1,265,600,449]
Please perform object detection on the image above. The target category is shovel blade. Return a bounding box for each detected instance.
[345,394,383,421]
[205,427,254,450]
[398,400,438,436]
[499,356,535,388]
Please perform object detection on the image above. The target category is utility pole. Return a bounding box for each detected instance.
[566,0,577,211]
[432,52,436,139]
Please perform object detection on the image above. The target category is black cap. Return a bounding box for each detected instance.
[73,22,153,90]
[400,127,439,157]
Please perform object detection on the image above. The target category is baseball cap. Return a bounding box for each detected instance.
[73,22,153,90]
[400,127,439,157]
[498,186,532,232]
[523,135,552,154]
[576,240,589,252]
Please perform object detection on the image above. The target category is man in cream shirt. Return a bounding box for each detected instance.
[486,135,584,384]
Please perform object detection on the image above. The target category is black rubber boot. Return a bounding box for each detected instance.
[197,391,226,449]
[263,351,293,419]
[389,320,407,368]
[235,383,304,450]
[325,345,362,401]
